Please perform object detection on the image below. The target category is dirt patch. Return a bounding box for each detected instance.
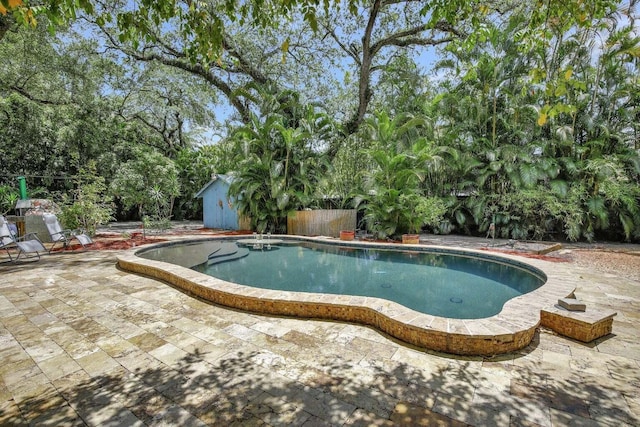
[91,237,167,250]
[571,249,640,282]
[51,233,167,252]
[52,229,254,252]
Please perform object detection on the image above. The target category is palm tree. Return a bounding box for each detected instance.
[228,108,332,233]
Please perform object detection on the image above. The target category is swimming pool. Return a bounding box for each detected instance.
[190,241,544,319]
[117,236,575,355]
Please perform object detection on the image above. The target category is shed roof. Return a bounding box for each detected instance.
[194,174,234,198]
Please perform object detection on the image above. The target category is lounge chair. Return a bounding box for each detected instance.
[0,216,47,261]
[42,213,93,253]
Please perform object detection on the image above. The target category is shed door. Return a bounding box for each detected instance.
[218,197,238,230]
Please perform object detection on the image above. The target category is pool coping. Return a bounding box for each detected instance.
[116,235,576,356]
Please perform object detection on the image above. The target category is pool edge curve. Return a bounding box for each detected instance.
[116,235,576,356]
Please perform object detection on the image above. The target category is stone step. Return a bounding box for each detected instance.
[541,305,616,343]
[558,298,586,311]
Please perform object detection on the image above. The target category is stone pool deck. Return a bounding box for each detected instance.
[0,232,639,426]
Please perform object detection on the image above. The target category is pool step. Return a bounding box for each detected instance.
[207,245,249,265]
[207,242,240,260]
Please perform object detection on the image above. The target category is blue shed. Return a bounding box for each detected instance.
[195,174,248,230]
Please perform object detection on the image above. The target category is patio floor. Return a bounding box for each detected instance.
[0,232,639,426]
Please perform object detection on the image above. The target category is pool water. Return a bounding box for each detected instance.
[192,241,544,319]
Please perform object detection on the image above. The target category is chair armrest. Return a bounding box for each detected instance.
[57,229,75,237]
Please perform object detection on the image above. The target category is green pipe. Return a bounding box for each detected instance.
[17,176,27,200]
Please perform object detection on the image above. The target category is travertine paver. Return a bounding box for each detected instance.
[0,237,639,426]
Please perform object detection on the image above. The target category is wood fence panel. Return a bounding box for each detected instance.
[287,210,357,237]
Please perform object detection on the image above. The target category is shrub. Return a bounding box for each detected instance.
[0,184,19,216]
[60,162,113,235]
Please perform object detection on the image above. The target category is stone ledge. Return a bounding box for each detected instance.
[540,305,616,342]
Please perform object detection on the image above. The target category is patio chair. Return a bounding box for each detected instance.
[42,213,93,253]
[0,216,47,262]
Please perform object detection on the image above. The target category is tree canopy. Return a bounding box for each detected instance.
[0,0,624,133]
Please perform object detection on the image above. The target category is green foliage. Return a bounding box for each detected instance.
[415,197,447,231]
[322,134,371,206]
[356,112,451,239]
[359,147,420,239]
[428,9,640,242]
[361,189,406,239]
[0,184,19,215]
[362,191,447,239]
[228,105,332,233]
[173,146,227,220]
[466,189,585,241]
[59,161,113,235]
[110,148,181,221]
[2,0,638,243]
[142,215,172,235]
[372,54,432,117]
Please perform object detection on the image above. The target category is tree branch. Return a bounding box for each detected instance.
[221,35,270,85]
[320,23,362,65]
[98,25,252,123]
[381,0,424,5]
[371,21,461,56]
[344,0,382,134]
[4,83,71,106]
[145,53,252,123]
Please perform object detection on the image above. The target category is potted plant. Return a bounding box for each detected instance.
[339,230,355,241]
[401,232,420,244]
[398,193,420,243]
[402,196,447,244]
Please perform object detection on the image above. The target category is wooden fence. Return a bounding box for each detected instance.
[287,209,357,237]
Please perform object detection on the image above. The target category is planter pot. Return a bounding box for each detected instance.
[340,230,355,241]
[402,234,420,244]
